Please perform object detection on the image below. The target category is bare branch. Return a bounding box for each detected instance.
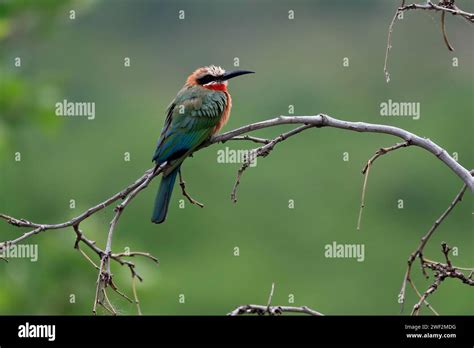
[228,134,270,145]
[399,177,472,314]
[228,304,324,316]
[383,0,473,82]
[209,115,472,192]
[228,283,323,316]
[412,243,474,316]
[403,1,474,23]
[0,163,166,250]
[92,163,164,313]
[1,114,472,315]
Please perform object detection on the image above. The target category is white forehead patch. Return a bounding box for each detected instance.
[206,65,225,77]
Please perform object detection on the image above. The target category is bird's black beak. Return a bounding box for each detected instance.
[221,70,255,81]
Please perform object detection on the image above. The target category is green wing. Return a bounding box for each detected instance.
[153,86,227,167]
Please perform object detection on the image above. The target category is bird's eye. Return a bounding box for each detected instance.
[196,74,215,85]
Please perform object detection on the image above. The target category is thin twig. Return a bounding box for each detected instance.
[384,5,402,83]
[101,288,117,315]
[266,282,275,312]
[441,11,455,51]
[109,278,133,304]
[357,142,409,230]
[93,257,106,315]
[131,272,142,315]
[178,169,204,208]
[112,251,159,264]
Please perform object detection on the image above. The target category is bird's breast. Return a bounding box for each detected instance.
[213,91,232,134]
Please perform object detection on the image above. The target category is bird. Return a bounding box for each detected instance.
[151,65,254,223]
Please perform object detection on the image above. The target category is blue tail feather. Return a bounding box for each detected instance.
[151,166,179,224]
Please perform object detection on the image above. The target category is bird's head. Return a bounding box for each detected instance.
[186,65,254,91]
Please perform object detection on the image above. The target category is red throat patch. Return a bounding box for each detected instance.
[204,83,227,92]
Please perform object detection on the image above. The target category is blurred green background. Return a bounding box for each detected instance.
[0,0,472,315]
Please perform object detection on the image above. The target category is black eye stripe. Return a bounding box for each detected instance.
[196,74,221,85]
